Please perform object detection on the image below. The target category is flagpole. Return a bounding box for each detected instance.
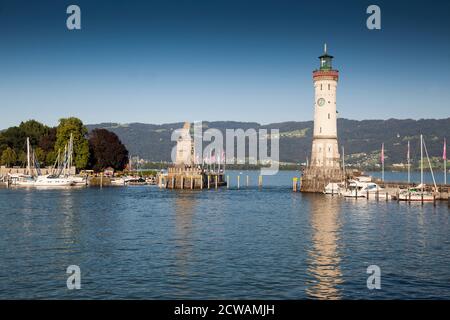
[420,134,423,190]
[445,151,447,185]
[407,141,410,184]
[444,138,447,185]
[381,143,384,182]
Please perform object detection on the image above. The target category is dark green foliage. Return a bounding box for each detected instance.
[88,129,129,172]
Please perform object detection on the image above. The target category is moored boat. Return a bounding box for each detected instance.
[323,182,343,195]
[34,175,74,187]
[342,180,390,199]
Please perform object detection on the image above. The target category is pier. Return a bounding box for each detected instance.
[377,181,450,201]
[159,165,226,190]
[293,175,450,203]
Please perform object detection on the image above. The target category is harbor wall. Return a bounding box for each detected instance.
[0,166,76,176]
[300,166,344,193]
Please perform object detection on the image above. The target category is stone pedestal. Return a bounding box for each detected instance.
[300,166,344,193]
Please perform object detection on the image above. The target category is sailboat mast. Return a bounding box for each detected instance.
[68,133,73,175]
[423,137,437,190]
[26,137,31,175]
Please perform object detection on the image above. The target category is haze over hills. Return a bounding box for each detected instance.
[87,118,450,167]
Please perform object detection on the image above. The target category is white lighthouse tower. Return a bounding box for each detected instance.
[301,44,344,192]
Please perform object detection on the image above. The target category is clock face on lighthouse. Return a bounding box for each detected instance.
[317,98,325,106]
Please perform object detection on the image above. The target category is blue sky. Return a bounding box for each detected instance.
[0,0,449,129]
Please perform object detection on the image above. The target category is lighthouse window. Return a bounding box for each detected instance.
[320,127,322,133]
[328,113,330,119]
[328,84,330,90]
[320,84,322,90]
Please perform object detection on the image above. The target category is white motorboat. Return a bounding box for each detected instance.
[110,177,126,186]
[323,182,343,195]
[342,180,390,199]
[67,175,87,186]
[125,176,146,185]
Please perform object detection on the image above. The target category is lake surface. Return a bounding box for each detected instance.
[1,171,449,299]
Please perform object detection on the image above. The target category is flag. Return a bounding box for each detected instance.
[381,143,384,164]
[443,138,447,160]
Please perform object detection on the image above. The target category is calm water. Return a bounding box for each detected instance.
[1,171,449,299]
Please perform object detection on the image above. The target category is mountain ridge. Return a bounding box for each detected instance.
[87,118,450,166]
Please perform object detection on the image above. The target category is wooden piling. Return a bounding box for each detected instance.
[207,175,210,189]
[190,177,193,189]
[293,177,298,192]
[215,175,218,189]
[258,175,262,188]
[181,176,184,189]
[246,175,249,187]
[100,173,103,188]
[227,175,229,189]
[237,175,240,189]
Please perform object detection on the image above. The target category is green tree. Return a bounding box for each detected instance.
[19,120,49,146]
[45,151,57,167]
[1,147,17,167]
[55,117,89,169]
[0,126,26,154]
[17,151,27,166]
[34,147,46,165]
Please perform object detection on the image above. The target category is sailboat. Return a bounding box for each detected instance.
[32,145,73,187]
[62,134,87,186]
[10,138,38,186]
[399,134,436,201]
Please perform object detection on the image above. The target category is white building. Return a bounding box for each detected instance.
[301,45,344,192]
[310,44,341,168]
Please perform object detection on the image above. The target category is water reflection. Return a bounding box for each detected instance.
[173,192,197,277]
[306,195,343,299]
[59,190,78,244]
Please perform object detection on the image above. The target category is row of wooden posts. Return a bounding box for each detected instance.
[227,175,264,189]
[222,175,264,189]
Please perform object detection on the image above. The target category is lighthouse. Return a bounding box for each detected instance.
[301,44,344,192]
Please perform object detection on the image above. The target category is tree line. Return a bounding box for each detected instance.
[0,117,129,172]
